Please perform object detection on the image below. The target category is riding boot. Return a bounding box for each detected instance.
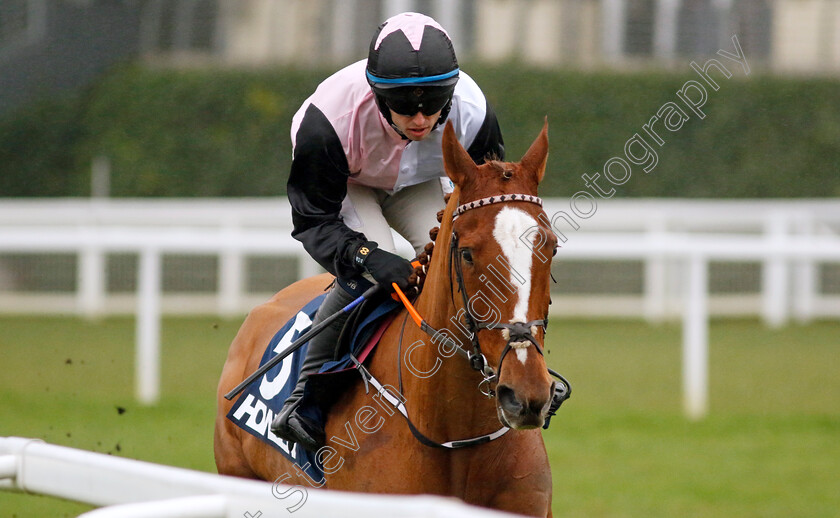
[270,284,356,452]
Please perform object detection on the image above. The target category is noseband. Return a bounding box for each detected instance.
[450,194,548,394]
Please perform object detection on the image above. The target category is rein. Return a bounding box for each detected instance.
[351,307,510,450]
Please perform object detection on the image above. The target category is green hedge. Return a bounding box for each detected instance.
[478,67,840,198]
[1,63,838,198]
[0,98,87,196]
[77,67,321,197]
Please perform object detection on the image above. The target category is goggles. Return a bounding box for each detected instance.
[380,87,453,117]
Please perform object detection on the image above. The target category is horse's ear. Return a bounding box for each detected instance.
[442,120,477,187]
[520,117,549,183]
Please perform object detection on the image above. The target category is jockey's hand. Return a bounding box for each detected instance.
[353,241,414,291]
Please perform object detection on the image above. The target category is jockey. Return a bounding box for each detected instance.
[270,12,505,452]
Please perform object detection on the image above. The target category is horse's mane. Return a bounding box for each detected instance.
[412,186,461,322]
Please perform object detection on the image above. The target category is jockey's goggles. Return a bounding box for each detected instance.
[379,86,453,117]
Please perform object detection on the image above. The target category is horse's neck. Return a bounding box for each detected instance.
[402,189,501,434]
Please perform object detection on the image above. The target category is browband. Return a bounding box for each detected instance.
[453,193,543,220]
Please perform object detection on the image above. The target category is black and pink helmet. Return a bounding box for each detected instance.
[366,12,459,130]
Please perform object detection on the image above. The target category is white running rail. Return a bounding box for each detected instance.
[0,436,520,518]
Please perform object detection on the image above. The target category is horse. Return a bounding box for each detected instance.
[215,119,559,517]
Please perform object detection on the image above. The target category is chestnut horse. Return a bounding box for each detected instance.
[215,120,559,517]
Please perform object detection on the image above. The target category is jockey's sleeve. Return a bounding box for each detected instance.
[466,99,505,165]
[287,104,367,279]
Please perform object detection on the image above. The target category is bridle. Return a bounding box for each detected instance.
[361,192,570,449]
[450,193,550,396]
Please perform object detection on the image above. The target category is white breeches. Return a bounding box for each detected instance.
[340,178,448,257]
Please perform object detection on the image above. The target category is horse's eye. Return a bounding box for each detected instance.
[460,248,474,264]
[553,246,559,257]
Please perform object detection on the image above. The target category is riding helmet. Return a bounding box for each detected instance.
[366,12,460,133]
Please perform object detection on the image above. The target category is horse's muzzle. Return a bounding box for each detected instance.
[496,381,556,429]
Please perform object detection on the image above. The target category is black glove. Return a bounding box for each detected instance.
[353,241,414,291]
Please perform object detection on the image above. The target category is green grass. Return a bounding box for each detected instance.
[1,316,838,517]
[545,319,840,518]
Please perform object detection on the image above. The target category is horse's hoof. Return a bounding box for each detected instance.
[271,409,325,453]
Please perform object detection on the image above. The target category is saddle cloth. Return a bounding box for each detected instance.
[226,294,400,482]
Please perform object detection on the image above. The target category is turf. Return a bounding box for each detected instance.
[1,316,838,517]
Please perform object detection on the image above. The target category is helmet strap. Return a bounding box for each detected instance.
[373,94,407,139]
[432,98,452,130]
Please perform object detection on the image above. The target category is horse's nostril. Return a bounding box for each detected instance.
[530,398,548,416]
[497,385,524,415]
[538,381,557,414]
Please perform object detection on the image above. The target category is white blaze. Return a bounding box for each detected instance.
[492,207,538,363]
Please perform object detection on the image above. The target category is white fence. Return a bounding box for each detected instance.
[0,198,322,317]
[0,436,519,517]
[3,197,840,320]
[2,198,840,417]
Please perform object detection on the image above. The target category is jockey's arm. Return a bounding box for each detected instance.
[287,105,367,280]
[464,99,506,164]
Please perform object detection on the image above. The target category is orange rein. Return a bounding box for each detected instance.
[392,282,423,328]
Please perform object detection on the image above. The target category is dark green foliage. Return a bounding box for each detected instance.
[78,66,321,196]
[471,65,840,198]
[0,97,88,196]
[2,63,839,197]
